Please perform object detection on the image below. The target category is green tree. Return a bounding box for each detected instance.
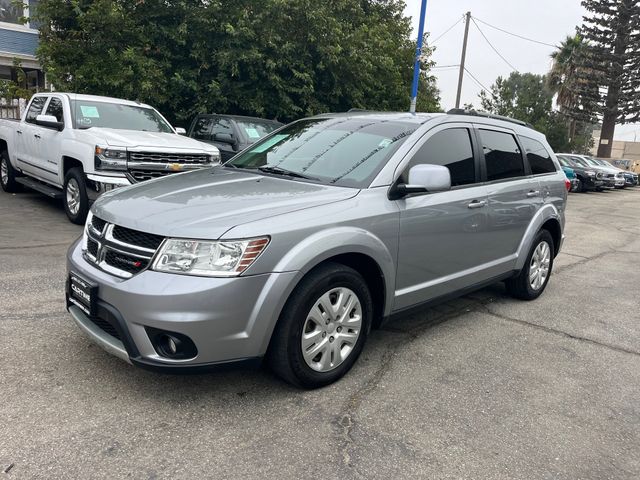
[479,72,592,153]
[578,0,640,157]
[33,0,440,125]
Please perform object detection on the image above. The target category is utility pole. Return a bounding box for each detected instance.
[409,0,428,113]
[455,11,471,109]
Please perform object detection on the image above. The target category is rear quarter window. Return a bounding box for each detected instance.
[479,129,525,181]
[520,136,556,174]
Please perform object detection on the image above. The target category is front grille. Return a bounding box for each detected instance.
[91,216,106,233]
[112,225,164,250]
[87,315,121,341]
[129,170,173,182]
[104,250,150,274]
[129,152,209,164]
[87,238,99,257]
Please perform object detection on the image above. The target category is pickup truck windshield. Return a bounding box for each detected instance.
[69,100,173,133]
[235,120,280,142]
[227,118,416,188]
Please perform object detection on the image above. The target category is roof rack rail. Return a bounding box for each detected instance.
[347,108,373,112]
[446,108,533,128]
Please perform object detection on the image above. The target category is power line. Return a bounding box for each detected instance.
[430,16,464,45]
[471,17,519,72]
[472,16,557,48]
[464,67,492,93]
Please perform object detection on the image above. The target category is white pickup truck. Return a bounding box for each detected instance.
[0,93,220,223]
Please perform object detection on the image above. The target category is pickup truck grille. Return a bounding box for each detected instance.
[126,151,211,183]
[84,215,165,279]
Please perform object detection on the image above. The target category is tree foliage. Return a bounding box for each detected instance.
[33,0,441,124]
[479,72,593,153]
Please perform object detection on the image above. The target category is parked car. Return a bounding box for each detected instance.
[0,93,220,224]
[187,114,283,162]
[66,110,566,388]
[561,164,578,192]
[556,154,603,192]
[612,158,640,175]
[575,155,625,189]
[595,158,638,186]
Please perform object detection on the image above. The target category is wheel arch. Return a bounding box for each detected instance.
[514,204,563,271]
[62,156,84,178]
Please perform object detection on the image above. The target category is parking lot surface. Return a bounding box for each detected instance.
[1,188,639,479]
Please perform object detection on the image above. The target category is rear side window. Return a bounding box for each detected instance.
[45,98,64,123]
[479,129,525,181]
[25,96,47,124]
[520,136,556,174]
[405,128,476,186]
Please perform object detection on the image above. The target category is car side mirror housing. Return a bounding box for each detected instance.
[35,114,64,131]
[214,133,236,145]
[175,127,187,135]
[389,164,451,199]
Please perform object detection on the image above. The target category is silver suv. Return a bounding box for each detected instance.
[66,111,566,388]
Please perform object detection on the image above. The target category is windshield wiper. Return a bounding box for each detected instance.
[257,165,317,180]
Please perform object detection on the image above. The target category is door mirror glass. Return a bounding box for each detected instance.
[214,132,235,144]
[175,127,187,135]
[408,164,451,192]
[35,114,64,131]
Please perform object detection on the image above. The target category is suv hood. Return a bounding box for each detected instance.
[82,128,218,153]
[92,167,359,239]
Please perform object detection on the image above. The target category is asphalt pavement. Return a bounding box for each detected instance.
[1,187,639,479]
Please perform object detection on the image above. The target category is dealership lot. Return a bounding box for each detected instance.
[1,188,639,479]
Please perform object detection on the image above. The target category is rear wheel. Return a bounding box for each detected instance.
[267,263,372,389]
[63,168,89,224]
[506,229,554,301]
[0,150,21,193]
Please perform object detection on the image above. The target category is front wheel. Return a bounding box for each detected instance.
[505,229,554,300]
[0,150,22,193]
[63,168,89,224]
[267,263,372,389]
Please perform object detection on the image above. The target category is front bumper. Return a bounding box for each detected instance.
[66,239,299,370]
[86,174,132,202]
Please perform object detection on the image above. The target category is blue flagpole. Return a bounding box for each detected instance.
[409,0,428,113]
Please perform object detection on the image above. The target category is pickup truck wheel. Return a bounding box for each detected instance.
[63,168,89,224]
[506,229,554,301]
[267,263,372,389]
[1,150,22,193]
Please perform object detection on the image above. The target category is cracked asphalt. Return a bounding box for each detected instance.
[1,187,639,479]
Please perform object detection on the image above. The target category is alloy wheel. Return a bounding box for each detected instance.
[529,240,551,290]
[66,178,81,216]
[0,157,7,187]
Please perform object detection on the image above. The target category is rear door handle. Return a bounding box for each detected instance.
[526,190,540,197]
[467,200,487,209]
[34,134,41,139]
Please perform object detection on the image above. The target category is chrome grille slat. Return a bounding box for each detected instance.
[84,216,165,278]
[129,152,209,163]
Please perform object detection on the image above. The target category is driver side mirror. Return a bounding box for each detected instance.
[35,114,64,131]
[175,127,187,135]
[389,164,451,199]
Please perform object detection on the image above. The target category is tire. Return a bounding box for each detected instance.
[505,229,555,301]
[579,178,589,193]
[0,150,22,193]
[267,263,373,389]
[63,167,89,225]
[572,178,581,193]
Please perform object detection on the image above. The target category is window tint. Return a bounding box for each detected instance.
[191,117,213,140]
[479,129,525,181]
[45,98,64,123]
[520,136,555,174]
[405,128,475,186]
[211,118,233,137]
[25,97,47,124]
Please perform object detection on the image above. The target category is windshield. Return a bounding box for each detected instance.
[70,100,174,133]
[236,120,281,143]
[582,156,601,167]
[569,156,590,167]
[227,118,416,188]
[557,156,571,167]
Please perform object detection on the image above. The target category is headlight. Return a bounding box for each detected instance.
[95,145,128,171]
[210,151,221,164]
[152,237,270,277]
[586,170,595,176]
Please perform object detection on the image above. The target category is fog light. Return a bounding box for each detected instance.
[159,334,182,357]
[145,327,198,360]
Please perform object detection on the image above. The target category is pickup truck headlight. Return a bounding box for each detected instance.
[209,152,221,164]
[95,146,128,171]
[152,237,270,277]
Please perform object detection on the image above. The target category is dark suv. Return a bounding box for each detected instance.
[187,114,283,162]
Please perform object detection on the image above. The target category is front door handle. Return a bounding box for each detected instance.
[34,134,41,139]
[468,200,487,209]
[16,130,22,135]
[526,190,540,197]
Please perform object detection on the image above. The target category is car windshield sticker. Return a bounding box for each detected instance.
[250,134,289,153]
[245,127,261,139]
[378,138,392,148]
[80,105,100,118]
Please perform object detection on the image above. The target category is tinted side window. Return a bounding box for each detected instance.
[479,129,525,181]
[211,118,233,137]
[406,128,476,186]
[45,98,64,123]
[25,96,47,124]
[191,117,213,140]
[520,136,555,174]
